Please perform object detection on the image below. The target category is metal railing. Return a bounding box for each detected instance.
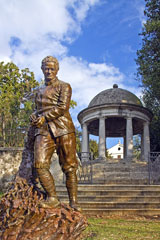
[63,152,93,184]
[77,152,93,184]
[0,128,27,147]
[148,152,160,184]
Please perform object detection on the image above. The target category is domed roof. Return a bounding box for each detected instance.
[88,84,142,107]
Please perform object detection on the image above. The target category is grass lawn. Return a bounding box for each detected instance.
[81,216,160,240]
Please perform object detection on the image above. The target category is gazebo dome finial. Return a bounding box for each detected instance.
[113,84,118,88]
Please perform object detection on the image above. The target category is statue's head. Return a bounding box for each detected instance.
[41,56,59,84]
[41,56,59,72]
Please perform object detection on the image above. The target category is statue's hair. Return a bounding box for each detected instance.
[41,56,59,71]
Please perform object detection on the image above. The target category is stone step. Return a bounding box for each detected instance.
[91,162,148,169]
[60,201,160,209]
[56,184,160,191]
[56,184,160,216]
[91,176,149,180]
[82,209,160,216]
[90,180,149,184]
[103,172,149,176]
[78,202,160,209]
[58,196,160,214]
[92,173,143,178]
[58,195,160,203]
[57,190,160,197]
[92,167,148,172]
[91,173,149,180]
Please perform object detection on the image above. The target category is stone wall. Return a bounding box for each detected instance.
[0,148,63,192]
[0,148,23,192]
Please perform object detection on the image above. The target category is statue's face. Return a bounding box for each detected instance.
[42,61,58,84]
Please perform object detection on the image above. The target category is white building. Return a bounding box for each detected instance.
[107,141,123,159]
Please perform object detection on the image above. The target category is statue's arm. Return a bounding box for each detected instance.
[30,91,45,126]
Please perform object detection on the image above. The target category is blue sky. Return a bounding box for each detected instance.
[69,0,144,76]
[0,0,145,148]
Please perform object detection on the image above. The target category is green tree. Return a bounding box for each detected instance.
[133,135,141,160]
[75,130,99,160]
[142,92,160,151]
[70,99,77,109]
[89,139,112,160]
[106,149,113,159]
[0,62,39,146]
[89,139,98,159]
[76,128,82,153]
[136,0,160,151]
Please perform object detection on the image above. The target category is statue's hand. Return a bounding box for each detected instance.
[35,116,45,128]
[30,113,45,127]
[30,113,37,125]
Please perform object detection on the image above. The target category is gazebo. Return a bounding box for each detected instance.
[78,84,153,161]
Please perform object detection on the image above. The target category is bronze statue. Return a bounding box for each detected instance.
[30,56,79,210]
[0,56,87,240]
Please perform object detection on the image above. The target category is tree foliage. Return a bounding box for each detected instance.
[143,91,160,151]
[75,128,82,153]
[136,0,160,99]
[133,135,141,159]
[0,62,39,146]
[136,0,160,151]
[75,129,99,159]
[89,139,98,159]
[70,99,77,109]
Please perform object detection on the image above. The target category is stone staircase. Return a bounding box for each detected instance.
[56,184,160,216]
[89,159,149,184]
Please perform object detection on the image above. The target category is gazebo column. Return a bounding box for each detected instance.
[126,117,133,160]
[142,121,150,161]
[81,122,89,153]
[123,136,126,159]
[141,133,144,161]
[98,117,106,158]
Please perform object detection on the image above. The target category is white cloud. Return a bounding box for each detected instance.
[71,0,100,21]
[120,0,145,27]
[11,37,68,79]
[122,45,136,54]
[57,56,142,127]
[1,0,76,40]
[0,0,142,128]
[0,0,100,67]
[58,56,125,107]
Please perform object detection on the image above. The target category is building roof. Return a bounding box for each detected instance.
[88,84,142,108]
[108,141,123,151]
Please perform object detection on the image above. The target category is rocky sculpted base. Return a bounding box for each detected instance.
[0,177,87,240]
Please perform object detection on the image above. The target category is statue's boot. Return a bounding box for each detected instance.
[66,168,82,212]
[36,168,61,208]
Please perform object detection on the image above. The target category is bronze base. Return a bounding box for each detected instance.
[69,200,82,212]
[39,197,61,209]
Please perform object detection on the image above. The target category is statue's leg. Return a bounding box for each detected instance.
[65,167,80,210]
[58,133,81,211]
[34,134,60,208]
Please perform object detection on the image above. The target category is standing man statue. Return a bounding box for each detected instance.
[30,56,79,210]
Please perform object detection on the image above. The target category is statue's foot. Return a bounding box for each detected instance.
[39,197,61,209]
[69,201,82,212]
